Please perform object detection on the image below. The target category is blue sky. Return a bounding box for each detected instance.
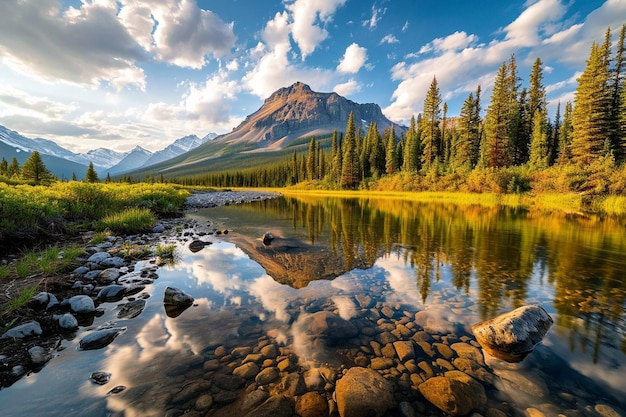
[0,0,624,153]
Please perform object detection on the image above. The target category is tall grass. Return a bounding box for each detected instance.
[97,207,156,234]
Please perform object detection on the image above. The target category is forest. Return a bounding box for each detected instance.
[175,25,626,197]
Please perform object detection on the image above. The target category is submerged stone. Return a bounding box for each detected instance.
[79,327,126,350]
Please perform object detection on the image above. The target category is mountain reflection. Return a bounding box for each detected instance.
[211,195,626,360]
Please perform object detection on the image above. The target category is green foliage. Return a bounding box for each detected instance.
[85,162,99,183]
[21,151,54,185]
[97,207,156,234]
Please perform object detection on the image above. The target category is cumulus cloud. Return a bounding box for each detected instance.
[182,70,241,125]
[383,0,621,123]
[286,0,347,59]
[333,79,362,96]
[0,0,235,89]
[337,43,368,74]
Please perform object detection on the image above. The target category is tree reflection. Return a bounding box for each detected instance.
[234,195,626,361]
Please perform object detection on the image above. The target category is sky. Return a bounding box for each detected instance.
[0,0,624,153]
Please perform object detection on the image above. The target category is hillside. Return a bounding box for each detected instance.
[125,82,402,179]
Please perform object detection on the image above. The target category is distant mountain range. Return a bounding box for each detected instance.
[1,82,401,180]
[125,82,404,178]
[0,125,217,179]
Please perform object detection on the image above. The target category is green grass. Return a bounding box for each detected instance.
[0,265,10,280]
[90,231,111,244]
[97,207,157,234]
[6,283,40,313]
[155,244,176,258]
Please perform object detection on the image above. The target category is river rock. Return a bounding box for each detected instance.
[233,362,259,380]
[335,367,394,417]
[117,299,146,319]
[418,371,486,416]
[297,311,358,344]
[393,341,415,362]
[100,256,125,268]
[164,286,194,306]
[189,239,210,253]
[2,321,42,339]
[255,367,279,385]
[55,313,79,330]
[79,327,126,350]
[90,371,112,385]
[244,395,293,417]
[28,346,50,365]
[67,295,95,314]
[472,305,553,362]
[87,252,111,263]
[296,392,328,417]
[262,232,274,245]
[31,292,59,310]
[97,268,120,283]
[97,284,127,301]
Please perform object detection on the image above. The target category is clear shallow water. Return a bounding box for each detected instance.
[1,195,625,416]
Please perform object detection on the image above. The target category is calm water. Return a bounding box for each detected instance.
[1,195,625,416]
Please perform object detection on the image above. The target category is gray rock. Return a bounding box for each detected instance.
[73,266,89,275]
[100,256,125,268]
[68,295,95,314]
[152,224,165,233]
[418,371,486,417]
[472,305,553,362]
[87,252,111,263]
[335,367,395,417]
[28,346,50,365]
[97,284,127,301]
[117,299,146,319]
[240,390,270,413]
[79,327,126,350]
[84,270,101,280]
[2,320,42,339]
[54,313,79,330]
[31,292,59,310]
[90,371,111,385]
[98,268,120,283]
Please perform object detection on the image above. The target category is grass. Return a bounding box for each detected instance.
[97,207,157,234]
[90,231,111,244]
[6,283,40,313]
[155,244,176,258]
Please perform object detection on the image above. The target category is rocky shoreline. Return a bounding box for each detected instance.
[1,190,624,417]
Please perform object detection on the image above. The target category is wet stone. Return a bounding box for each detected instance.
[378,331,398,345]
[451,342,485,365]
[213,374,245,391]
[97,284,127,301]
[28,346,50,365]
[415,341,435,357]
[370,357,394,370]
[67,295,95,314]
[117,299,146,319]
[393,341,415,362]
[195,394,213,410]
[296,391,329,417]
[277,357,296,372]
[433,342,454,359]
[241,390,270,413]
[55,313,79,330]
[381,343,397,358]
[271,372,306,397]
[87,252,111,263]
[232,346,252,357]
[203,359,220,371]
[90,371,112,385]
[233,362,259,380]
[172,380,212,404]
[31,292,59,310]
[79,327,126,350]
[260,344,278,358]
[100,256,125,268]
[2,320,42,339]
[255,366,279,385]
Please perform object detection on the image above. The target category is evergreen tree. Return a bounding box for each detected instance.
[330,129,342,183]
[341,112,359,188]
[306,136,317,180]
[385,125,397,175]
[291,150,298,184]
[8,157,20,178]
[549,103,561,165]
[0,157,7,176]
[71,172,77,181]
[421,76,442,171]
[558,102,574,164]
[106,172,112,183]
[368,123,385,178]
[453,91,480,171]
[484,62,512,167]
[21,151,53,184]
[528,109,549,170]
[609,25,625,161]
[402,115,420,172]
[506,55,524,165]
[85,162,99,183]
[571,41,612,165]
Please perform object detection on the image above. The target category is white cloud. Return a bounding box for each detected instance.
[0,86,76,119]
[286,0,347,59]
[380,34,399,45]
[337,43,368,74]
[182,70,241,126]
[362,5,384,30]
[333,79,362,96]
[0,0,235,89]
[402,21,409,32]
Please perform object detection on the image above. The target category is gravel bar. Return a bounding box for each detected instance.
[184,190,281,209]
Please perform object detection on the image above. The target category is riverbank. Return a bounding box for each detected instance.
[0,190,279,388]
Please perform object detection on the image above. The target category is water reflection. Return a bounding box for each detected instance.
[200,195,626,363]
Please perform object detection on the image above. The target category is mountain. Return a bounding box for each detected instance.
[141,134,216,167]
[82,148,127,170]
[0,126,89,179]
[105,146,153,175]
[124,82,401,178]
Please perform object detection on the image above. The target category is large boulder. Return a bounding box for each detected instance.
[335,367,394,417]
[418,371,486,416]
[471,305,553,362]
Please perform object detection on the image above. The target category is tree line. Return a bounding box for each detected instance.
[0,153,110,185]
[179,25,626,194]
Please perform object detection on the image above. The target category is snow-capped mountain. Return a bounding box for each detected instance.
[105,146,153,175]
[141,133,216,167]
[82,148,127,170]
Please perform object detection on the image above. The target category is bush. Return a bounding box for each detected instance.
[97,207,156,234]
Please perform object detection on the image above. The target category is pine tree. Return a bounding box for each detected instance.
[528,109,549,170]
[506,55,524,165]
[571,41,612,165]
[484,62,512,167]
[306,136,317,180]
[453,92,479,171]
[106,172,112,183]
[368,123,385,178]
[421,76,442,171]
[402,115,420,172]
[21,151,53,184]
[8,157,20,178]
[385,125,397,175]
[609,25,625,161]
[341,112,359,188]
[330,129,342,183]
[85,162,99,183]
[558,102,573,164]
[0,157,7,176]
[549,103,561,165]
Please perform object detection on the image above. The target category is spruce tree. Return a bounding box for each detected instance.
[528,109,549,170]
[341,112,359,188]
[85,162,99,183]
[8,157,20,178]
[306,136,316,180]
[558,102,573,164]
[330,129,342,183]
[609,25,625,161]
[368,123,385,178]
[402,115,420,172]
[385,125,397,175]
[421,76,442,171]
[571,41,612,165]
[0,157,7,176]
[484,63,512,167]
[21,151,53,184]
[453,92,478,171]
[506,55,525,165]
